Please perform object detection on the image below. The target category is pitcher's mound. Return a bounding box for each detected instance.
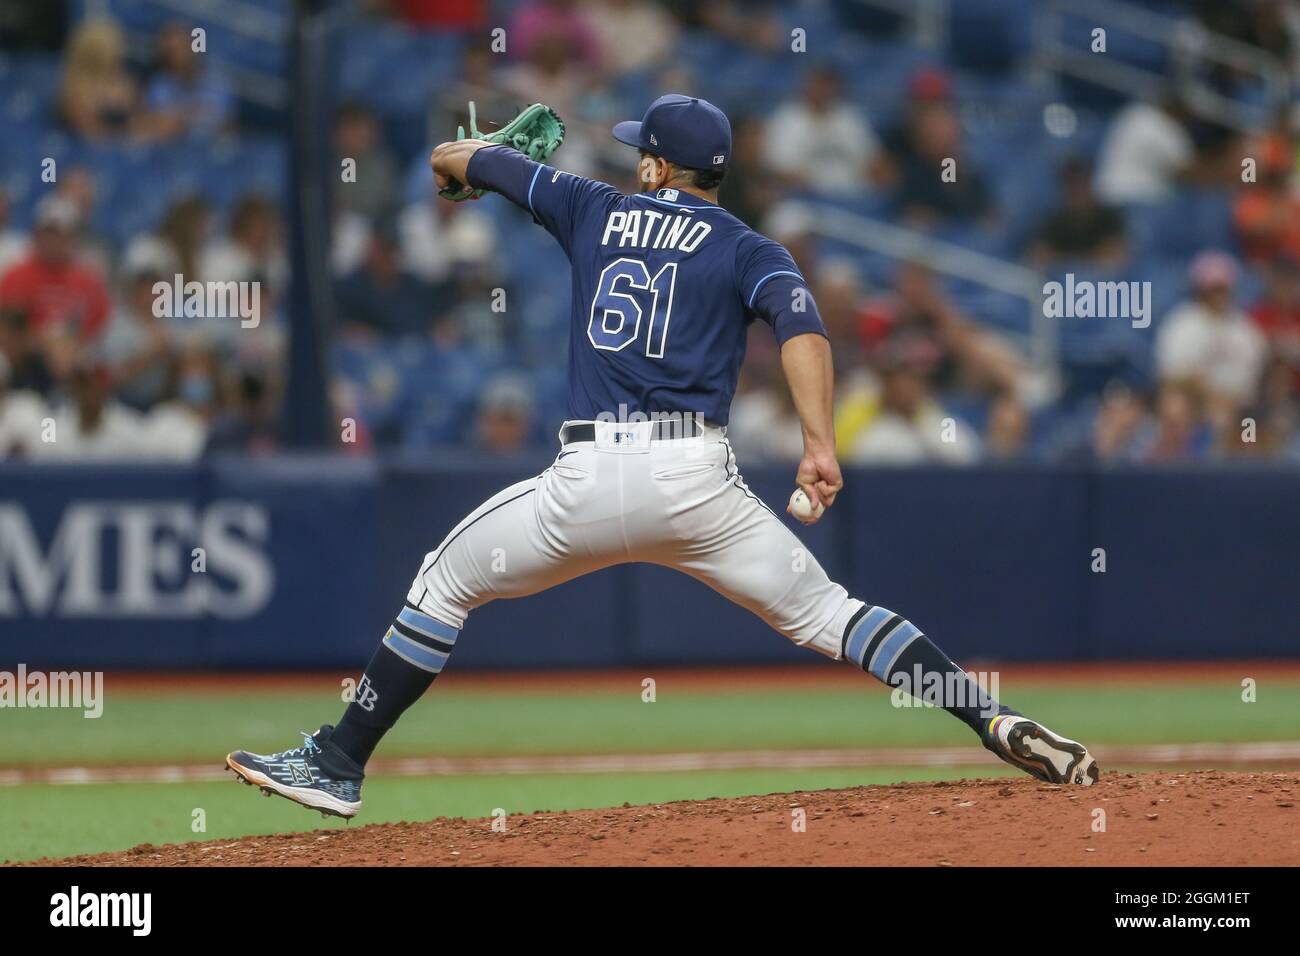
[39,770,1300,866]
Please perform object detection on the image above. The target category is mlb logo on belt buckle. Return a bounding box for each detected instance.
[594,420,652,453]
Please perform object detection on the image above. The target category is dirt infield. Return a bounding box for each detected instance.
[35,770,1300,866]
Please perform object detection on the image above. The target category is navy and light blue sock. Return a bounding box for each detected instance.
[330,603,459,768]
[841,604,1006,735]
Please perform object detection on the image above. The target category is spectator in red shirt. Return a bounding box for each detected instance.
[1251,253,1300,394]
[857,261,1027,397]
[0,196,110,342]
[509,0,601,69]
[1233,134,1300,263]
[387,0,487,31]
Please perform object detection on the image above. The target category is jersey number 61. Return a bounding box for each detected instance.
[587,257,679,359]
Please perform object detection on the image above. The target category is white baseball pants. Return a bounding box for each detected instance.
[407,422,864,659]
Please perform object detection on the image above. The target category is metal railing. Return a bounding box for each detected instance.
[1034,0,1290,132]
[849,0,1292,132]
[844,0,949,49]
[785,202,1055,383]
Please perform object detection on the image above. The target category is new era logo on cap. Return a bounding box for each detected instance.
[612,94,732,172]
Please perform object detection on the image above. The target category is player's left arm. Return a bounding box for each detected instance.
[429,138,493,197]
[431,141,615,250]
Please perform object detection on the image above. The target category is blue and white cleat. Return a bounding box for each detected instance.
[226,725,364,819]
[983,713,1100,786]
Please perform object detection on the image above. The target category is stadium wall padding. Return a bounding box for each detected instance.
[1,459,1296,668]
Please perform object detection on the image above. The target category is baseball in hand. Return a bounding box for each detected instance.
[788,487,824,524]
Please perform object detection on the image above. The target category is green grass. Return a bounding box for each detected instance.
[4,679,1297,766]
[2,675,1297,862]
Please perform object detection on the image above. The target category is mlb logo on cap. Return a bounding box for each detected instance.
[612,94,732,172]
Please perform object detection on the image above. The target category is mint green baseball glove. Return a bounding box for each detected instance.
[438,101,566,202]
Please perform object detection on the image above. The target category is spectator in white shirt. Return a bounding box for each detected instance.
[97,254,178,411]
[764,65,880,196]
[0,352,48,458]
[200,194,288,306]
[1156,251,1266,423]
[32,361,147,461]
[585,0,679,73]
[397,181,497,285]
[845,344,980,465]
[1094,94,1194,204]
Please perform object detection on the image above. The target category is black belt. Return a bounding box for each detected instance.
[560,418,705,444]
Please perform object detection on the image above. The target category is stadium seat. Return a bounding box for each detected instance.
[947,0,1033,74]
[1127,190,1236,261]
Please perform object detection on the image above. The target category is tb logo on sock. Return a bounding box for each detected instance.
[355,676,379,712]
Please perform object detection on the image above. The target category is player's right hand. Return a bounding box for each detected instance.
[793,449,843,512]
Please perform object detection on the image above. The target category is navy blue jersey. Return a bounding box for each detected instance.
[466,145,827,425]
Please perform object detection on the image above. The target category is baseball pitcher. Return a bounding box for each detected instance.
[227,95,1098,818]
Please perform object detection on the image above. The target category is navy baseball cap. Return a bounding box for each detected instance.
[612,94,732,171]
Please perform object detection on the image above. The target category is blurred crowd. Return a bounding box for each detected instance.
[0,14,282,460]
[2,0,1299,465]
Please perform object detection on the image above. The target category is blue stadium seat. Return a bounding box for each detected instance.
[350,26,465,166]
[333,340,409,435]
[396,342,500,450]
[1135,257,1191,327]
[1058,11,1169,76]
[947,0,1033,74]
[946,281,1033,337]
[1038,263,1158,402]
[1127,190,1236,261]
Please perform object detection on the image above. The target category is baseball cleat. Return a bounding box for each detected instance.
[983,713,1100,786]
[226,725,364,819]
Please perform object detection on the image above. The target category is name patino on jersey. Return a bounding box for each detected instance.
[601,208,712,252]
